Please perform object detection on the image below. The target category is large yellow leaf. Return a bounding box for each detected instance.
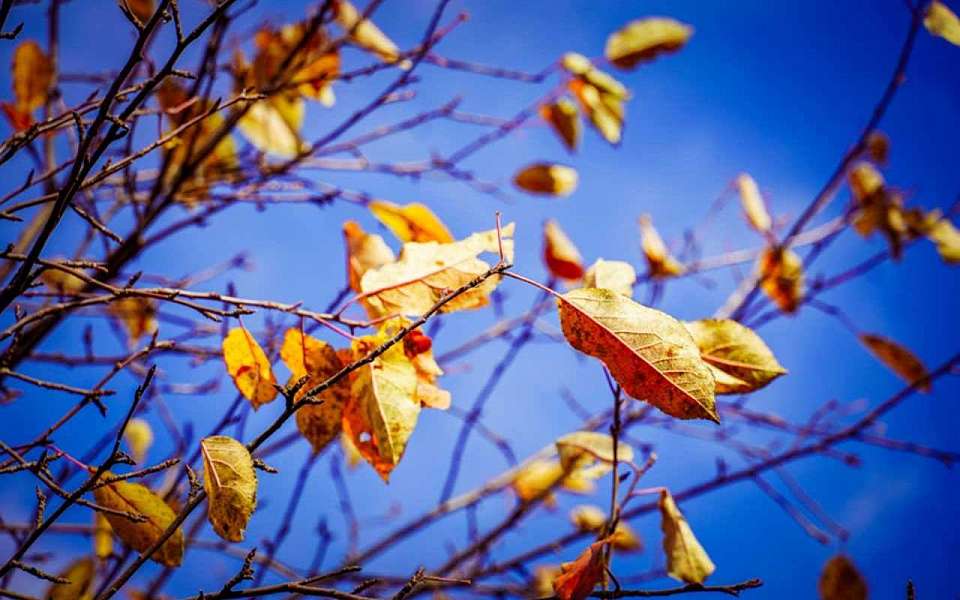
[859,333,930,392]
[237,93,305,158]
[924,1,960,46]
[514,163,578,197]
[604,18,693,70]
[543,219,585,281]
[343,221,395,293]
[683,319,786,394]
[368,200,454,243]
[558,288,717,422]
[123,418,154,464]
[584,259,636,298]
[46,557,94,600]
[758,246,804,314]
[201,435,258,542]
[222,327,277,409]
[540,98,581,151]
[736,173,772,234]
[659,490,714,584]
[92,474,184,567]
[818,555,867,600]
[359,223,514,318]
[333,0,411,68]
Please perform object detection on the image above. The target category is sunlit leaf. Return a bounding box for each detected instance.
[865,131,889,165]
[514,163,578,197]
[4,40,53,130]
[532,565,563,598]
[333,0,411,68]
[341,431,363,469]
[848,161,884,204]
[201,435,258,542]
[569,504,642,552]
[859,333,930,392]
[94,513,113,559]
[46,557,94,600]
[684,319,786,394]
[553,539,608,600]
[369,200,454,243]
[122,0,154,24]
[222,327,278,409]
[555,431,634,480]
[343,220,396,293]
[819,555,867,600]
[540,98,581,151]
[605,17,693,70]
[584,258,636,297]
[758,246,804,314]
[639,214,685,278]
[562,52,629,145]
[926,217,960,264]
[123,418,154,464]
[736,173,771,234]
[237,93,305,158]
[924,1,960,46]
[511,458,594,507]
[543,219,585,281]
[659,489,714,584]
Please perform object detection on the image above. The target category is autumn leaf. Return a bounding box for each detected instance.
[511,458,595,506]
[562,53,630,145]
[569,504,643,552]
[403,326,451,410]
[605,18,693,70]
[222,327,278,409]
[93,474,184,567]
[659,489,715,584]
[543,219,585,281]
[123,418,154,464]
[359,223,514,318]
[94,513,113,559]
[341,431,363,469]
[584,259,636,298]
[684,319,786,394]
[108,297,157,346]
[555,431,634,480]
[532,565,563,598]
[639,214,685,278]
[237,93,305,158]
[281,328,351,453]
[40,266,86,295]
[859,333,930,392]
[369,200,454,243]
[553,539,609,600]
[736,173,772,234]
[819,555,867,600]
[924,1,960,46]
[343,220,396,293]
[865,131,889,165]
[122,0,155,24]
[251,21,340,106]
[46,557,94,600]
[558,288,718,422]
[758,246,804,314]
[201,435,258,542]
[4,40,54,130]
[540,98,581,151]
[848,161,884,204]
[333,0,411,68]
[514,163,578,197]
[925,217,960,264]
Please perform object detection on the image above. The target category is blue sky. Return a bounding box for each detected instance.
[1,1,959,598]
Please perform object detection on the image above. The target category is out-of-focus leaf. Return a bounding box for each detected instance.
[819,555,867,600]
[45,557,94,600]
[553,539,608,600]
[514,163,578,197]
[924,1,960,46]
[639,214,685,278]
[848,162,884,204]
[333,0,411,68]
[532,565,563,598]
[865,131,889,165]
[859,333,930,392]
[4,40,53,130]
[540,98,581,151]
[563,53,629,145]
[684,319,786,394]
[237,93,305,158]
[369,200,454,243]
[569,504,643,552]
[758,246,804,314]
[222,327,277,409]
[659,490,714,584]
[92,474,184,567]
[543,219,585,281]
[123,418,154,464]
[201,435,257,542]
[584,259,636,297]
[94,513,113,559]
[251,21,340,106]
[605,17,693,70]
[511,458,594,507]
[557,288,718,422]
[555,431,633,480]
[343,220,395,293]
[341,431,363,469]
[561,53,629,99]
[926,217,960,264]
[736,173,771,234]
[122,0,154,23]
[108,297,157,347]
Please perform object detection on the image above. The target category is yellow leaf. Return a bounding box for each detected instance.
[758,246,804,314]
[201,435,258,542]
[926,217,960,264]
[359,223,514,318]
[108,297,157,346]
[558,288,718,422]
[94,513,113,559]
[659,490,715,584]
[540,98,581,151]
[553,539,608,600]
[237,94,305,158]
[511,458,594,506]
[123,418,154,464]
[562,52,629,145]
[281,328,351,453]
[343,220,395,293]
[543,219,585,281]
[848,161,884,204]
[403,326,451,410]
[222,327,277,409]
[819,555,867,600]
[46,557,94,600]
[736,173,771,234]
[92,474,184,567]
[859,333,930,392]
[569,505,642,552]
[639,214,685,278]
[924,1,960,46]
[584,259,636,298]
[11,40,53,115]
[514,163,578,197]
[333,0,411,68]
[532,565,563,598]
[555,431,634,480]
[41,266,86,295]
[340,431,363,469]
[683,319,786,394]
[369,200,454,243]
[605,18,693,70]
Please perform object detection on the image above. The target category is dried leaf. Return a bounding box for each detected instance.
[94,513,113,559]
[251,21,339,106]
[569,505,643,552]
[543,219,585,281]
[659,490,714,584]
[926,217,960,264]
[819,555,867,600]
[92,474,184,567]
[555,431,634,480]
[343,220,395,293]
[108,297,157,346]
[605,18,693,70]
[369,200,454,243]
[736,173,771,234]
[540,98,581,151]
[359,223,514,318]
[563,53,629,145]
[639,215,685,278]
[46,557,94,600]
[532,565,563,598]
[122,0,154,23]
[123,418,154,464]
[683,319,786,394]
[584,259,636,298]
[333,0,411,68]
[514,163,578,197]
[558,288,718,422]
[11,40,53,117]
[201,435,258,542]
[222,327,278,409]
[237,93,305,158]
[758,246,804,314]
[403,327,451,410]
[924,1,960,46]
[553,539,608,600]
[865,131,889,165]
[859,333,930,392]
[511,458,594,506]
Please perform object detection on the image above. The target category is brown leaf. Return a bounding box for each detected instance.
[543,219,585,281]
[758,246,804,313]
[514,163,578,197]
[540,98,581,151]
[222,327,277,409]
[818,555,867,600]
[859,333,930,392]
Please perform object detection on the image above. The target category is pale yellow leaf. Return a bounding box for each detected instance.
[237,94,305,158]
[683,319,786,394]
[343,220,395,293]
[926,217,960,264]
[123,418,154,464]
[569,504,643,552]
[639,214,685,278]
[584,259,636,298]
[333,0,411,68]
[514,163,578,197]
[736,173,771,234]
[605,18,693,70]
[201,435,258,542]
[555,431,634,480]
[93,513,113,559]
[659,490,714,584]
[925,1,960,46]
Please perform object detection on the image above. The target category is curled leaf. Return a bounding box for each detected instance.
[201,435,258,542]
[222,327,277,409]
[343,220,395,293]
[859,333,930,392]
[543,219,585,281]
[736,173,771,234]
[584,258,636,297]
[553,539,608,600]
[605,17,693,70]
[123,418,154,464]
[924,1,960,46]
[684,319,786,394]
[555,431,634,480]
[639,214,685,278]
[659,490,714,584]
[865,131,889,165]
[333,0,411,68]
[558,288,718,422]
[563,52,629,145]
[237,93,305,158]
[514,163,578,197]
[540,98,581,151]
[758,246,804,314]
[46,557,94,600]
[819,555,867,600]
[369,200,454,243]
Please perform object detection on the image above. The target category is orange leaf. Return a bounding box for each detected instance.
[758,246,804,314]
[223,327,277,409]
[639,214,684,278]
[859,333,930,392]
[543,219,585,281]
[369,200,454,243]
[553,539,609,600]
[11,40,53,115]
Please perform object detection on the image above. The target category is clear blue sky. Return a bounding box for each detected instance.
[1,1,959,598]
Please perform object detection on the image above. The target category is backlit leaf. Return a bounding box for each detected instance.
[543,219,585,281]
[819,555,867,600]
[532,565,563,598]
[201,435,258,542]
[7,41,53,129]
[343,220,395,293]
[758,246,804,314]
[250,21,339,106]
[333,0,411,68]
[123,418,154,464]
[562,52,630,145]
[92,474,184,567]
[736,173,771,234]
[237,93,305,158]
[639,215,685,278]
[94,513,113,559]
[369,200,454,243]
[569,504,642,552]
[659,490,714,584]
[553,539,608,600]
[108,297,157,346]
[555,431,634,480]
[848,162,884,204]
[684,319,786,394]
[584,259,636,297]
[557,288,718,422]
[511,458,594,506]
[859,333,930,392]
[540,98,581,151]
[222,327,277,409]
[924,1,960,46]
[122,0,154,24]
[605,17,693,70]
[926,217,960,264]
[514,163,578,197]
[46,557,94,600]
[866,131,889,165]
